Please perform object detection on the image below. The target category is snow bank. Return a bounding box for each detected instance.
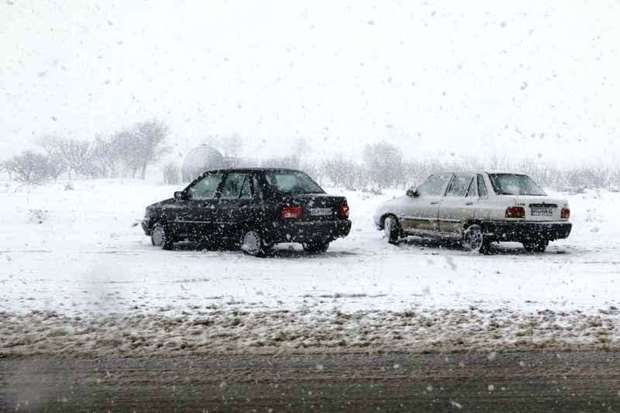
[1,307,618,357]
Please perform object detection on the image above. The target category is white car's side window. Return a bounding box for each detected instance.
[446,175,473,197]
[466,178,477,198]
[417,174,452,196]
[477,175,489,198]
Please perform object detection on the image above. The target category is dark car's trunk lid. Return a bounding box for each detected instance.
[283,193,347,221]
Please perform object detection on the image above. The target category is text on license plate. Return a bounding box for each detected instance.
[310,208,333,216]
[531,207,554,216]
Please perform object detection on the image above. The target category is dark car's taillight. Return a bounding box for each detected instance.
[281,206,303,219]
[338,200,350,219]
[561,208,570,220]
[505,206,525,218]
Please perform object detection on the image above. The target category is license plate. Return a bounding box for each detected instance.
[531,207,554,217]
[309,208,333,216]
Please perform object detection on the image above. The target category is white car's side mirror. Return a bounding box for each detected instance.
[406,188,419,198]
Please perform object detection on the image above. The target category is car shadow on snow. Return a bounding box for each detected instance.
[267,246,359,260]
[169,241,360,259]
[396,236,570,256]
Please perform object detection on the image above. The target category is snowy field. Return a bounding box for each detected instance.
[1,180,619,355]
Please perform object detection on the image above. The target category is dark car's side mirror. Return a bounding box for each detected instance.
[406,187,419,198]
[174,191,189,201]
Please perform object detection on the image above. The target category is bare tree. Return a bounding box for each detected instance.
[133,120,170,179]
[363,141,404,187]
[109,130,142,178]
[87,135,121,178]
[38,136,92,179]
[162,162,181,185]
[1,151,62,184]
[321,156,366,189]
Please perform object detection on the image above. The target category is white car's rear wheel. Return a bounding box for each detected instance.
[462,224,490,254]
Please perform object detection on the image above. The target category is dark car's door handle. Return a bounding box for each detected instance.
[465,202,474,206]
[430,201,440,205]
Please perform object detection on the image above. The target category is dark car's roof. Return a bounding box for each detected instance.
[200,167,305,174]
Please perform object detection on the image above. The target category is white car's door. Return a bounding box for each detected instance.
[438,174,476,236]
[400,173,452,234]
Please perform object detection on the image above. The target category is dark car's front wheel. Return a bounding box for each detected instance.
[151,222,174,250]
[302,241,330,254]
[241,230,272,257]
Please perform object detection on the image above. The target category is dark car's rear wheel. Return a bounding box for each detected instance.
[523,239,549,253]
[383,215,401,245]
[241,230,272,257]
[302,241,330,254]
[151,222,174,250]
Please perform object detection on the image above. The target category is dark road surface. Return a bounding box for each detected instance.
[1,351,619,412]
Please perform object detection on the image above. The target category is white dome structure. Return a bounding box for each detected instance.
[181,145,225,182]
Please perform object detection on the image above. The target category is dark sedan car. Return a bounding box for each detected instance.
[142,168,352,256]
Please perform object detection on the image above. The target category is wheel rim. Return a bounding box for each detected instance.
[463,227,483,251]
[152,226,165,247]
[242,231,261,255]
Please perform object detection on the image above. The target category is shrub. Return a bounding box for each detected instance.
[1,151,63,184]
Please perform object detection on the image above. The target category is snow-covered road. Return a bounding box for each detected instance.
[1,180,618,318]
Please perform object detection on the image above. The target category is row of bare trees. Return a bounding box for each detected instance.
[268,141,620,192]
[315,156,620,193]
[3,128,618,191]
[1,120,169,184]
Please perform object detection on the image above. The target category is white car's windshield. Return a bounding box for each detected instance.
[488,174,547,196]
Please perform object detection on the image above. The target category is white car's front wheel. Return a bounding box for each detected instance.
[462,224,490,254]
[383,215,401,245]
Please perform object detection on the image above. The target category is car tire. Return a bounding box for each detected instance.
[383,215,401,245]
[151,222,174,250]
[240,229,271,257]
[462,224,490,254]
[302,241,330,254]
[523,239,548,253]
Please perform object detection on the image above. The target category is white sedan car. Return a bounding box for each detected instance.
[373,172,572,253]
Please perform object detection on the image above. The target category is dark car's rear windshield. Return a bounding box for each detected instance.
[265,171,325,195]
[488,174,546,196]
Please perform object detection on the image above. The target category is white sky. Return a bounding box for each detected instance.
[1,0,619,165]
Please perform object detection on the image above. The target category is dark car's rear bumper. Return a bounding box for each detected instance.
[487,221,572,241]
[269,219,352,244]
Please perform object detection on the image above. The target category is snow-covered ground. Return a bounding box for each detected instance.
[1,180,619,355]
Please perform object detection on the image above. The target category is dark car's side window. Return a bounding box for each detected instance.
[239,176,253,199]
[221,173,253,199]
[417,174,452,196]
[189,172,223,200]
